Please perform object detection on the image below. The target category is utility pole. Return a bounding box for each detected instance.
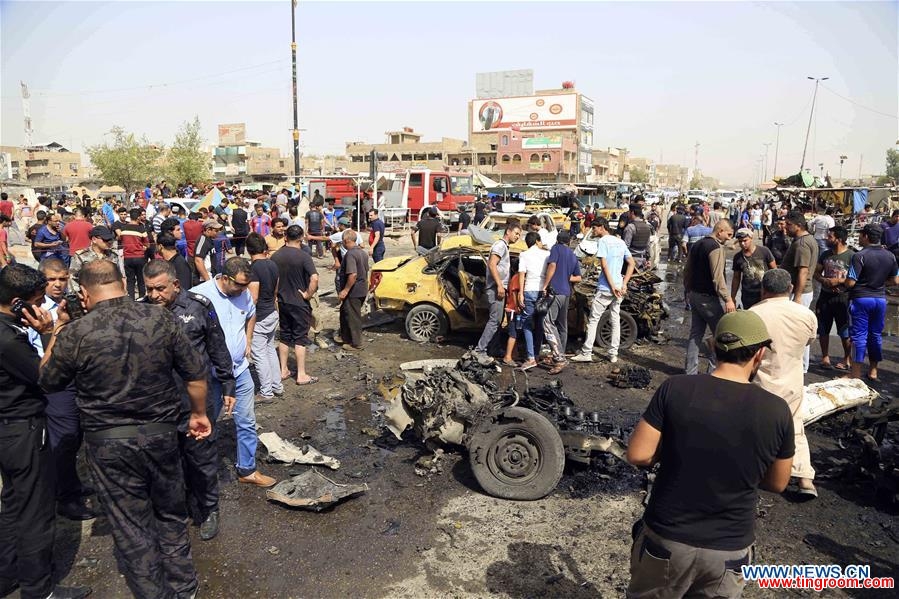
[290,0,300,182]
[693,141,700,175]
[772,121,783,180]
[762,142,771,182]
[800,76,828,172]
[21,81,33,148]
[839,155,847,181]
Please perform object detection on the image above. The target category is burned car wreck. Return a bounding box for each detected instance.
[382,355,630,500]
[370,227,668,349]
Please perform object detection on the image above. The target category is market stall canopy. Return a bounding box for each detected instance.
[775,171,818,188]
[473,172,500,188]
[98,185,125,193]
[196,186,224,210]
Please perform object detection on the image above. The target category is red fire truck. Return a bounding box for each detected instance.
[380,169,476,224]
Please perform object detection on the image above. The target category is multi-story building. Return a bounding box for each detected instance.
[212,123,289,180]
[345,128,469,173]
[654,163,690,190]
[468,84,594,183]
[625,156,655,184]
[300,154,351,176]
[0,142,86,185]
[590,147,628,182]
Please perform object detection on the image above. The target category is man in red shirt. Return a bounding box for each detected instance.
[0,192,13,219]
[61,208,93,255]
[183,212,204,258]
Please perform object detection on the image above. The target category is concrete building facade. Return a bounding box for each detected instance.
[0,142,86,186]
[345,128,468,173]
[212,123,289,180]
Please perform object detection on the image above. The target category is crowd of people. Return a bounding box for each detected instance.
[1,183,898,599]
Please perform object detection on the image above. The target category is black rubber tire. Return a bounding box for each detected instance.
[468,407,566,501]
[404,304,448,342]
[596,310,638,350]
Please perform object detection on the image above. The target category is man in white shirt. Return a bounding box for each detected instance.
[751,268,818,497]
[515,231,550,370]
[809,207,836,254]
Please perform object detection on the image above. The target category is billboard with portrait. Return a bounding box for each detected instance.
[471,94,577,132]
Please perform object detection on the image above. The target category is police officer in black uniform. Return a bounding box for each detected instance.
[36,259,210,599]
[142,258,236,541]
[0,264,90,599]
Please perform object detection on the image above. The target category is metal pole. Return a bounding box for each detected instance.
[800,76,828,172]
[291,0,300,182]
[762,143,771,182]
[772,122,783,179]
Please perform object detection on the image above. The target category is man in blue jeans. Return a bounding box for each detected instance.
[192,257,276,488]
[846,224,899,381]
[473,221,521,363]
[515,231,550,371]
[683,220,735,374]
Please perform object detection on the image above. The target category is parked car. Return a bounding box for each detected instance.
[370,227,665,349]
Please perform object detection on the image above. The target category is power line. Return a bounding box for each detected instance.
[820,84,898,120]
[26,59,290,98]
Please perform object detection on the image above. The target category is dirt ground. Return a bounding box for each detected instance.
[26,233,899,598]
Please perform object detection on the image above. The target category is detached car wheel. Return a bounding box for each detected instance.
[468,407,565,501]
[596,311,638,350]
[405,304,448,342]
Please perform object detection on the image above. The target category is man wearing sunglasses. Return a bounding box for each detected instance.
[191,257,276,489]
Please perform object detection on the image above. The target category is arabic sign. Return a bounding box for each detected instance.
[472,94,577,132]
[522,136,562,149]
[218,123,246,146]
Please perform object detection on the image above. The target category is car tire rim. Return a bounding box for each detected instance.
[488,430,540,484]
[601,318,633,342]
[410,310,440,339]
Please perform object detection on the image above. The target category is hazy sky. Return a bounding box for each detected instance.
[1,0,896,185]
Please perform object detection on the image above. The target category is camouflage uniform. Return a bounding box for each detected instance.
[141,290,236,523]
[40,297,207,599]
[69,247,122,292]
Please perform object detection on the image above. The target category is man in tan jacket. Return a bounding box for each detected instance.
[751,269,818,497]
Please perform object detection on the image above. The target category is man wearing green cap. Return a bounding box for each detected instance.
[626,310,794,598]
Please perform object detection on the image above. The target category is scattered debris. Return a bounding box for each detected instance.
[258,432,341,470]
[400,358,459,371]
[606,365,652,389]
[75,557,99,568]
[360,427,381,437]
[414,449,445,476]
[381,520,401,536]
[266,546,280,555]
[802,378,878,425]
[266,469,369,511]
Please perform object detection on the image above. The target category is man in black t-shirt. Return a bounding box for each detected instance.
[412,207,443,255]
[627,310,793,599]
[270,225,319,385]
[247,234,282,400]
[230,205,249,256]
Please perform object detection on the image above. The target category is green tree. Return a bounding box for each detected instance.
[86,126,162,194]
[629,166,649,184]
[885,147,899,182]
[166,116,209,185]
[688,174,703,189]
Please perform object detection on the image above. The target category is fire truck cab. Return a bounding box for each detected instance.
[381,169,475,224]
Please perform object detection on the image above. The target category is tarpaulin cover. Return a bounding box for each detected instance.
[852,189,869,214]
[775,171,817,188]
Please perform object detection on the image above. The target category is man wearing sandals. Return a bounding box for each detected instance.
[813,225,853,371]
[751,269,818,498]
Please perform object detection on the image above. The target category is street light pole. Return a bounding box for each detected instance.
[772,121,783,180]
[762,142,771,182]
[800,76,828,172]
[291,0,300,182]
